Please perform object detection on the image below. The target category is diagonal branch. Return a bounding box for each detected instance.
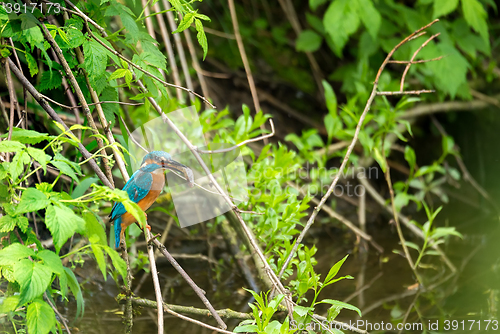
[7,58,113,188]
[277,19,442,280]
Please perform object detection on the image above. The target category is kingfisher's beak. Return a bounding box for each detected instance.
[162,159,194,187]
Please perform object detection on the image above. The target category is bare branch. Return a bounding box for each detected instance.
[7,58,114,188]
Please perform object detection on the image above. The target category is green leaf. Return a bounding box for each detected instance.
[373,147,387,172]
[108,68,129,80]
[17,188,50,214]
[0,140,25,152]
[83,211,107,245]
[37,250,64,276]
[65,27,85,48]
[50,160,79,183]
[10,150,30,180]
[82,38,108,82]
[45,204,85,253]
[1,128,51,144]
[90,243,107,280]
[433,0,459,17]
[39,71,63,92]
[27,147,47,169]
[462,0,489,44]
[404,146,416,172]
[99,86,119,126]
[0,243,35,266]
[195,19,208,60]
[71,177,98,199]
[0,296,20,313]
[0,215,28,233]
[310,0,328,11]
[318,299,362,317]
[234,325,259,333]
[14,259,53,304]
[27,298,56,334]
[64,267,84,319]
[296,30,322,52]
[324,254,348,284]
[104,246,127,282]
[26,51,39,76]
[174,12,195,33]
[355,0,381,40]
[324,0,360,56]
[322,80,337,115]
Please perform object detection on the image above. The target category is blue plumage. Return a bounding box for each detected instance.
[109,151,191,248]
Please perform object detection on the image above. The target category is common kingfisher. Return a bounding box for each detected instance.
[109,151,192,248]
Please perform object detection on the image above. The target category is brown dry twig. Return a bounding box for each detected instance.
[277,19,442,280]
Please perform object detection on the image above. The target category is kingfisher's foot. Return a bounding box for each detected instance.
[146,224,151,231]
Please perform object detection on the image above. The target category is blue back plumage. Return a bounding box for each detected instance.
[110,164,162,247]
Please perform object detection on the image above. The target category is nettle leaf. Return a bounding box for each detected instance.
[17,188,50,214]
[1,128,51,144]
[37,250,64,276]
[45,204,85,253]
[0,215,29,233]
[355,0,381,40]
[26,51,39,77]
[462,0,489,44]
[319,299,362,317]
[323,0,360,56]
[27,298,56,334]
[39,70,63,92]
[0,140,25,152]
[50,160,79,183]
[99,86,119,126]
[10,150,30,180]
[65,27,85,48]
[433,0,459,18]
[174,12,195,33]
[296,30,322,52]
[82,38,108,82]
[14,259,53,304]
[27,147,47,169]
[195,19,208,60]
[0,243,36,266]
[141,41,167,71]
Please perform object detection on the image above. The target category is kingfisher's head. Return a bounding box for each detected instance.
[140,151,194,186]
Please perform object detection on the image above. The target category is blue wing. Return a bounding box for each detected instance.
[109,169,153,222]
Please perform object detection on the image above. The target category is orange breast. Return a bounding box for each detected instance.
[121,169,165,229]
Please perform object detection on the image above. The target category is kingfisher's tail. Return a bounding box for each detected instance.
[114,217,122,248]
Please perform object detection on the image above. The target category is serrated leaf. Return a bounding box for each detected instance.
[27,147,47,169]
[82,38,108,82]
[27,298,56,334]
[99,86,119,126]
[65,27,85,48]
[37,250,64,276]
[324,0,360,56]
[0,296,20,313]
[50,160,79,183]
[45,204,84,253]
[17,188,50,214]
[462,0,489,44]
[39,71,63,92]
[0,243,35,266]
[25,51,39,77]
[10,150,30,180]
[103,246,127,282]
[433,0,458,18]
[174,12,195,33]
[83,211,107,245]
[355,0,380,40]
[296,30,322,52]
[195,19,208,60]
[0,215,28,233]
[14,259,53,304]
[108,68,128,80]
[0,140,25,152]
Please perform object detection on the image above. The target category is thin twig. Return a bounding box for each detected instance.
[277,19,441,280]
[146,233,164,334]
[41,94,143,110]
[44,292,71,334]
[7,58,114,188]
[3,58,16,160]
[377,90,435,96]
[41,23,115,187]
[83,21,214,108]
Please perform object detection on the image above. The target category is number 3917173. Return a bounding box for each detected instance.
[1,2,61,14]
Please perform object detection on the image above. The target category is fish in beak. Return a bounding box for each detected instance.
[162,159,194,187]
